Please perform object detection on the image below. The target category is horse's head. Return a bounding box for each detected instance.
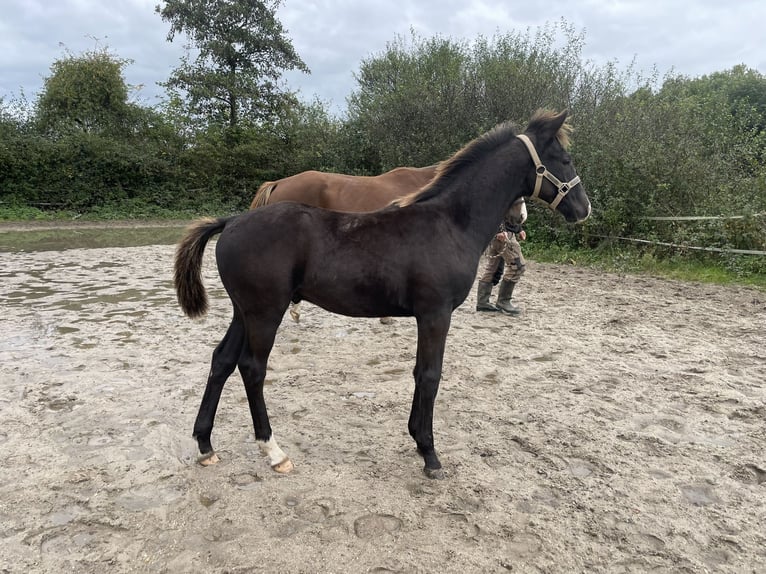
[519,110,591,223]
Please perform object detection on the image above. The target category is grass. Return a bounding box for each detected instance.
[0,200,241,222]
[524,242,766,290]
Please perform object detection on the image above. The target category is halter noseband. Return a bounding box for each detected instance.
[516,134,581,211]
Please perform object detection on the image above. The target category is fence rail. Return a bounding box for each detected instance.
[639,212,765,221]
[592,235,766,256]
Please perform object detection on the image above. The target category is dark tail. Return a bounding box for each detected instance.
[250,181,276,209]
[174,217,231,318]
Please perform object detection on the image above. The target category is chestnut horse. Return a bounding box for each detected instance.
[250,165,439,211]
[251,165,439,322]
[174,110,591,479]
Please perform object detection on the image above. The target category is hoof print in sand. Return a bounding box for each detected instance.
[354,514,402,539]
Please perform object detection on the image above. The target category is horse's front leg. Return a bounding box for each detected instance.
[408,310,451,479]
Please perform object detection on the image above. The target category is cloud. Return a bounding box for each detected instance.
[1,0,764,113]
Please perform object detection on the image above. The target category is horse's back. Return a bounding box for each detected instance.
[319,166,437,212]
[254,166,439,213]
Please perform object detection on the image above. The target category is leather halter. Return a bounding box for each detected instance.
[517,134,581,211]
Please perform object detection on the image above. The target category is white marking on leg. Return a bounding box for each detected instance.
[257,436,292,472]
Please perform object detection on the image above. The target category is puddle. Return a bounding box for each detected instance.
[0,223,189,252]
[2,242,177,312]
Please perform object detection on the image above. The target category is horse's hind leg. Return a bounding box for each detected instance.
[238,312,293,473]
[193,315,245,465]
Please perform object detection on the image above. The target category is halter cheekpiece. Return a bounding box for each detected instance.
[516,134,581,210]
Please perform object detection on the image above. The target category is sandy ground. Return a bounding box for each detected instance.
[0,238,764,573]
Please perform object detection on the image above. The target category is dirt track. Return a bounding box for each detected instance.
[0,240,764,573]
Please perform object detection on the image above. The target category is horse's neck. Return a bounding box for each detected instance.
[435,146,528,252]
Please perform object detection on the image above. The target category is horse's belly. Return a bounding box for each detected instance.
[302,286,409,318]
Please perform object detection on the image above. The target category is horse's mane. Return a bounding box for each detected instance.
[392,122,518,208]
[393,109,572,208]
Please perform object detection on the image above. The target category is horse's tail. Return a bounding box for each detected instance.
[174,217,231,318]
[250,181,277,209]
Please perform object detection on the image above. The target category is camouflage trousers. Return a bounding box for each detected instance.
[480,233,526,283]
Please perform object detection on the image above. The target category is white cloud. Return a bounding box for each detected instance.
[1,0,764,111]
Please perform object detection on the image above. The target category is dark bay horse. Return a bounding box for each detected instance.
[252,165,440,323]
[174,110,591,479]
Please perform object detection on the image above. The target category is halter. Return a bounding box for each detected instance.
[516,134,581,211]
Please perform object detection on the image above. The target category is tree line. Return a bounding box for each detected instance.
[1,1,764,268]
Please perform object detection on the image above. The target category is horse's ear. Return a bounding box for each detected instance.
[553,109,568,129]
[527,109,568,144]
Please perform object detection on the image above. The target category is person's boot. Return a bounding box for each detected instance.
[495,280,521,316]
[476,281,499,312]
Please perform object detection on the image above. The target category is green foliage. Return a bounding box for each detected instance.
[269,98,345,174]
[346,26,765,261]
[348,33,472,168]
[176,124,277,209]
[3,18,765,285]
[35,48,135,136]
[2,131,177,209]
[569,66,766,254]
[2,72,188,211]
[0,203,78,221]
[156,0,309,128]
[347,21,587,169]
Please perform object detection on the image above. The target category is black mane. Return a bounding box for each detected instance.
[393,121,519,207]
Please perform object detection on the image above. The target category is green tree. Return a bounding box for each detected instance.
[684,65,766,128]
[2,48,191,211]
[346,21,588,170]
[270,98,344,175]
[156,0,309,129]
[560,65,766,254]
[35,48,135,136]
[348,33,473,168]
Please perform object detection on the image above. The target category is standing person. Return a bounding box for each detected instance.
[476,198,527,315]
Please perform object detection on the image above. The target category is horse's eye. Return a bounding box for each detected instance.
[562,153,572,165]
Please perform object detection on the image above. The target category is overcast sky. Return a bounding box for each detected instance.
[2,0,765,114]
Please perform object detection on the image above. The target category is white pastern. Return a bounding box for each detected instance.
[257,435,290,469]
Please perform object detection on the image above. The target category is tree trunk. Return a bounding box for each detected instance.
[228,62,238,128]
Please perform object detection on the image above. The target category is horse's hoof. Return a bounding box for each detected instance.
[272,458,294,474]
[198,452,220,466]
[424,466,445,480]
[379,316,394,325]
